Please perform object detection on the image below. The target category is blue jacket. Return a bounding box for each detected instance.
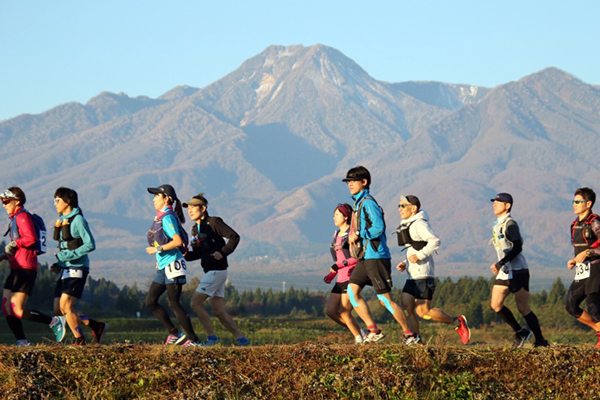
[352,189,391,259]
[56,207,95,270]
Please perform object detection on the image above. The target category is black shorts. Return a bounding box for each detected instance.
[571,261,600,296]
[403,278,436,300]
[494,269,530,293]
[349,258,392,294]
[3,269,37,295]
[54,270,89,299]
[331,281,349,294]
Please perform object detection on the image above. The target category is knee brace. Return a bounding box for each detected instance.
[347,285,359,308]
[10,302,22,319]
[587,293,600,322]
[377,294,395,314]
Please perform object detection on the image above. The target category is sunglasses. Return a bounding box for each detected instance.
[1,199,13,205]
[54,197,62,204]
[398,204,412,209]
[573,200,587,205]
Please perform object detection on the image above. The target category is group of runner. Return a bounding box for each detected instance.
[2,169,599,348]
[323,166,600,348]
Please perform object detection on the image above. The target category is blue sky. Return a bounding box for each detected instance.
[1,1,599,121]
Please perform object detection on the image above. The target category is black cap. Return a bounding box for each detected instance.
[342,166,371,183]
[400,195,421,210]
[490,192,513,204]
[147,184,178,201]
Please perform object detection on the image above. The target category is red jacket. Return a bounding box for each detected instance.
[7,207,38,271]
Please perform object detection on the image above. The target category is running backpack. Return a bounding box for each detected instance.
[349,195,385,259]
[4,209,47,255]
[147,210,189,253]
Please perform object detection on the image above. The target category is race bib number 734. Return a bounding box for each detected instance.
[165,257,187,280]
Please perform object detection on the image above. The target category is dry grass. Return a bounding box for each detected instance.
[1,342,599,399]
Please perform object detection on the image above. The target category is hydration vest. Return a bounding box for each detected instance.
[147,210,189,252]
[53,214,84,250]
[490,215,528,270]
[350,195,384,259]
[395,221,428,251]
[329,230,352,262]
[5,208,47,255]
[571,213,600,259]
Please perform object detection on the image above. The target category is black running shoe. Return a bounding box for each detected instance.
[533,339,550,347]
[91,322,108,344]
[515,328,532,348]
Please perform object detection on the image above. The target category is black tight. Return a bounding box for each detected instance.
[145,282,197,341]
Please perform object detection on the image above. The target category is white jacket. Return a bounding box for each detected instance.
[400,210,440,280]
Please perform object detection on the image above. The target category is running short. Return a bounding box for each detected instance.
[494,269,530,293]
[152,268,187,286]
[402,278,435,300]
[331,281,349,294]
[3,269,37,296]
[196,270,228,298]
[349,258,392,294]
[54,270,89,299]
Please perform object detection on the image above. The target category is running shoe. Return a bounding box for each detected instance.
[204,337,220,346]
[595,331,600,349]
[236,337,251,346]
[404,334,422,346]
[165,331,186,345]
[455,315,471,345]
[50,316,67,343]
[515,328,532,348]
[533,339,550,347]
[91,322,109,344]
[16,340,30,347]
[363,330,386,343]
[182,340,202,347]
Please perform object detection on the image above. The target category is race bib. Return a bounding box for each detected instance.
[165,257,187,280]
[61,268,83,280]
[497,265,513,280]
[575,262,591,281]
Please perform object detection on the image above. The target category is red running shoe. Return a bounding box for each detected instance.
[595,331,600,349]
[455,315,471,344]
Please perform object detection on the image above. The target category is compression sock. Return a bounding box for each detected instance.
[6,316,26,340]
[21,309,52,324]
[207,335,218,341]
[524,312,545,342]
[496,306,522,332]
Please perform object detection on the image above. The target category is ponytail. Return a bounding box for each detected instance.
[174,200,185,224]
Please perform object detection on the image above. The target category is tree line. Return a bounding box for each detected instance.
[1,258,579,329]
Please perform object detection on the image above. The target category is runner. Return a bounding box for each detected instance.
[489,192,549,347]
[0,187,66,345]
[145,184,200,346]
[183,193,250,346]
[566,187,600,348]
[323,203,364,344]
[343,166,419,345]
[395,195,470,344]
[52,187,107,345]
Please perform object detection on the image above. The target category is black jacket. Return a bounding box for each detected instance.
[184,216,240,272]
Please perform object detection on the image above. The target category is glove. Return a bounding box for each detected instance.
[5,241,17,255]
[323,271,337,284]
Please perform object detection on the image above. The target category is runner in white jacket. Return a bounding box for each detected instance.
[395,195,470,344]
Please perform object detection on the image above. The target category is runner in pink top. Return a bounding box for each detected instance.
[324,203,364,343]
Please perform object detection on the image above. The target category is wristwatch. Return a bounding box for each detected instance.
[156,245,163,253]
[586,249,591,256]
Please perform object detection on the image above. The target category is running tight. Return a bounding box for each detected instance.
[145,282,197,341]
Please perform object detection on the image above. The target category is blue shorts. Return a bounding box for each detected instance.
[152,268,187,285]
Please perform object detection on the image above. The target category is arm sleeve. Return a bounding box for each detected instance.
[184,247,202,262]
[57,216,96,261]
[499,220,523,265]
[588,219,600,257]
[15,213,37,249]
[360,200,385,240]
[211,218,240,256]
[413,220,441,260]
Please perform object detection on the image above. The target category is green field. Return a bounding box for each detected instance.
[1,316,597,348]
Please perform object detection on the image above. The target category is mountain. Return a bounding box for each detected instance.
[0,45,597,289]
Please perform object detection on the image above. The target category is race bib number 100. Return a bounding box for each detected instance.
[575,262,591,281]
[165,257,187,280]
